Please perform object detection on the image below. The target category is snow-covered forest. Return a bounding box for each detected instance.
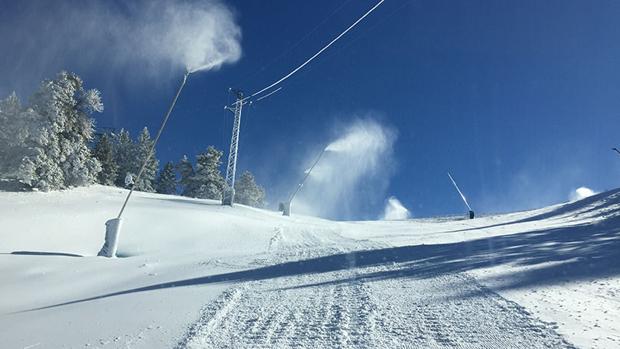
[0,72,265,207]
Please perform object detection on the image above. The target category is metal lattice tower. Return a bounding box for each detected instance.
[222,90,247,206]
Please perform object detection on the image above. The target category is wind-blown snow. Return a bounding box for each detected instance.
[381,196,410,220]
[324,119,391,153]
[0,0,241,88]
[1,185,619,348]
[295,118,396,219]
[140,1,242,73]
[570,186,597,201]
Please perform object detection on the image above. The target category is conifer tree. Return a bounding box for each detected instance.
[133,127,158,192]
[177,154,196,197]
[192,146,224,200]
[114,129,134,187]
[0,93,40,180]
[156,161,177,195]
[235,170,266,208]
[19,71,103,190]
[92,133,118,185]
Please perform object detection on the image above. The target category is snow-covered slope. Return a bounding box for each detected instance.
[1,185,618,348]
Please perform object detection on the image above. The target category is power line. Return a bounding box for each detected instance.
[309,0,414,69]
[233,0,354,89]
[254,87,282,102]
[247,0,385,101]
[221,0,385,206]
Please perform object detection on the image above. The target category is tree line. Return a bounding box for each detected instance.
[93,132,265,207]
[0,71,266,207]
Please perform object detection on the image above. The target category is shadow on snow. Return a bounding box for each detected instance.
[144,196,222,207]
[6,251,83,257]
[18,202,620,313]
[442,188,620,235]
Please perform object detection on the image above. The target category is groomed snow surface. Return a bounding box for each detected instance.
[1,185,619,348]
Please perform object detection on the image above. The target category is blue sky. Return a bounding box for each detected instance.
[1,0,620,219]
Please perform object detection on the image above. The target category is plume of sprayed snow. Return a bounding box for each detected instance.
[570,187,597,201]
[325,123,386,153]
[293,118,396,220]
[135,1,241,73]
[381,196,410,220]
[0,0,241,94]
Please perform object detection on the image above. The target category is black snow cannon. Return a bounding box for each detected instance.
[447,172,475,220]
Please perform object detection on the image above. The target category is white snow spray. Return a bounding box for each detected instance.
[569,186,597,201]
[381,196,410,220]
[135,0,242,73]
[0,0,241,91]
[293,118,396,220]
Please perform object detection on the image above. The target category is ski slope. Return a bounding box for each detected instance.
[0,185,619,348]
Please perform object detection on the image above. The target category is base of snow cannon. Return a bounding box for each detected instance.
[282,201,291,216]
[98,218,123,257]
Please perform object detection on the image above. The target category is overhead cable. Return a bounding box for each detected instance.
[247,0,385,101]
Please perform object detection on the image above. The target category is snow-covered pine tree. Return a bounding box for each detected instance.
[0,93,25,175]
[234,170,266,208]
[133,127,159,192]
[156,161,177,195]
[177,155,196,197]
[0,92,41,180]
[20,71,103,191]
[92,133,118,185]
[113,129,135,187]
[192,146,225,200]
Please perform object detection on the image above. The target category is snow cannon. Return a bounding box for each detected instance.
[99,72,190,258]
[283,146,327,217]
[447,172,475,220]
[282,201,291,217]
[98,218,123,257]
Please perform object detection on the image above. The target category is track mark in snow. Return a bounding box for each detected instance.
[178,227,574,348]
[176,287,243,349]
[22,343,41,349]
[179,273,374,349]
[178,266,574,348]
[268,226,284,252]
[365,271,575,348]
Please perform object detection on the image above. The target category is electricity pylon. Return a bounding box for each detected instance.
[222,89,248,206]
